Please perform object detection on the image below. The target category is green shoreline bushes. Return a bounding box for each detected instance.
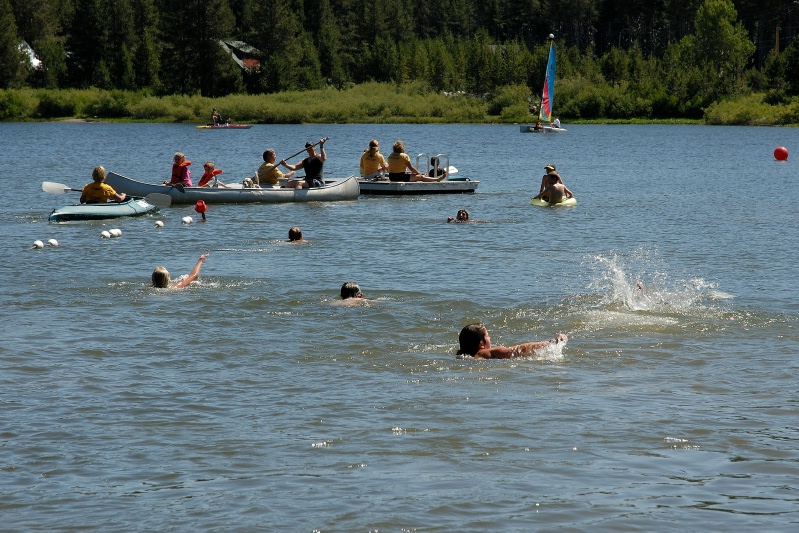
[1,83,798,125]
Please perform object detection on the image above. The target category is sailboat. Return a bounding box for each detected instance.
[520,35,567,133]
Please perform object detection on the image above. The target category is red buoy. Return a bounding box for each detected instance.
[774,146,788,161]
[194,200,207,221]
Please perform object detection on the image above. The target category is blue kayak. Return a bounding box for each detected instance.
[49,198,158,222]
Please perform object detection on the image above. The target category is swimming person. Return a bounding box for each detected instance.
[340,281,364,299]
[151,253,209,289]
[456,323,567,359]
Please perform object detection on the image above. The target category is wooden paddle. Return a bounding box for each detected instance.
[42,181,172,207]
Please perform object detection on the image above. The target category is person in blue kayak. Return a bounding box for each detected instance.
[152,253,209,289]
[281,138,328,188]
[456,323,567,359]
[80,166,126,204]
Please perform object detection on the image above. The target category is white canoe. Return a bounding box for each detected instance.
[106,171,360,204]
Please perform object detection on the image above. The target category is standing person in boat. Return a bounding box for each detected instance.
[360,139,388,180]
[386,140,446,182]
[211,108,221,125]
[80,165,126,204]
[152,253,209,290]
[257,149,298,188]
[198,161,229,188]
[456,323,567,359]
[534,173,574,204]
[280,138,328,188]
[163,152,193,188]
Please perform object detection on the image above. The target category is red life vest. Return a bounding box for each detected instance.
[198,168,223,187]
[170,161,192,185]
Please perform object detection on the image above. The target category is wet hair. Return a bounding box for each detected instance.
[263,149,275,162]
[456,209,469,221]
[392,141,405,153]
[340,281,363,299]
[457,323,488,356]
[92,165,106,183]
[430,156,439,166]
[288,226,303,241]
[152,266,170,288]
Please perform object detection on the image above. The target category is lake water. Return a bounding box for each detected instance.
[2,122,798,532]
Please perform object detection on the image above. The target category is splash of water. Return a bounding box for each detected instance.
[585,248,721,314]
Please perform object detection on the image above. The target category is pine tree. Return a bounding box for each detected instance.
[0,0,27,88]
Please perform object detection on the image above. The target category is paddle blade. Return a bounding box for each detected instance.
[42,181,72,194]
[143,193,172,207]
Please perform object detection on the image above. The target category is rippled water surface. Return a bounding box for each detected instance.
[2,122,799,531]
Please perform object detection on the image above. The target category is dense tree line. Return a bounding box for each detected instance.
[2,0,799,118]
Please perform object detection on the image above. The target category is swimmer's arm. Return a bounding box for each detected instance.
[173,253,209,289]
[476,334,567,359]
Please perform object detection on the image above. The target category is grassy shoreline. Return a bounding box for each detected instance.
[1,83,796,126]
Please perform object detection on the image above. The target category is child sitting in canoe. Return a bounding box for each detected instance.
[163,152,192,188]
[80,166,126,204]
[197,161,229,188]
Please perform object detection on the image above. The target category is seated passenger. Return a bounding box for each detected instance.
[535,173,574,204]
[80,166,126,204]
[428,156,448,180]
[257,149,298,188]
[360,139,388,180]
[386,141,446,182]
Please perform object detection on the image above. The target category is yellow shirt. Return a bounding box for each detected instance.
[387,152,410,173]
[81,182,117,203]
[360,151,387,174]
[257,162,284,185]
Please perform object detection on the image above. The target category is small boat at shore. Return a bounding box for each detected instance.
[49,198,159,222]
[106,171,360,204]
[196,124,253,129]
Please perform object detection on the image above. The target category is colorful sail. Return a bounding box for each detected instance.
[538,40,556,123]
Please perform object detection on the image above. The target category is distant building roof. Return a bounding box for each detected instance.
[219,40,261,71]
[19,40,42,69]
